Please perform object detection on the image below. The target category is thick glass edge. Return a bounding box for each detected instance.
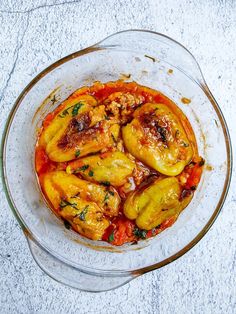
[0,29,233,277]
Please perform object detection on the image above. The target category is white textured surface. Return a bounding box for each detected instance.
[0,0,235,313]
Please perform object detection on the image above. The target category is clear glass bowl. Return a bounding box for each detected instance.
[1,30,232,292]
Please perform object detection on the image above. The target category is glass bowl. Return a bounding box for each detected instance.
[1,30,232,292]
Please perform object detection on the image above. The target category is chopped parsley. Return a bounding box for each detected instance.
[133,227,147,239]
[182,142,189,147]
[108,231,114,242]
[101,181,110,186]
[88,170,94,177]
[111,133,117,143]
[58,102,83,118]
[72,102,84,116]
[58,105,74,118]
[77,165,89,172]
[75,150,80,157]
[58,111,69,118]
[108,190,114,196]
[103,193,109,203]
[60,200,79,210]
[78,205,89,221]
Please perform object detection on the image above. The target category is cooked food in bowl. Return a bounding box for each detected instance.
[35,80,204,245]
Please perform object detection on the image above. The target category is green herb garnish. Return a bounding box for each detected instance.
[58,105,74,118]
[104,115,110,120]
[72,102,84,116]
[108,231,114,242]
[58,102,83,118]
[78,205,89,221]
[76,165,89,172]
[75,150,80,157]
[101,181,110,186]
[103,193,109,203]
[108,190,114,196]
[111,133,117,143]
[88,170,94,177]
[133,227,147,239]
[182,142,189,147]
[58,111,69,118]
[60,200,79,210]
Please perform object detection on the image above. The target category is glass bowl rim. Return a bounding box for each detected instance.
[1,29,233,276]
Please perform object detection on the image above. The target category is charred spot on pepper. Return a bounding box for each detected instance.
[156,125,167,143]
[70,113,91,132]
[58,123,102,151]
[57,113,91,149]
[181,142,189,147]
[139,113,168,143]
[199,158,205,167]
[57,134,69,149]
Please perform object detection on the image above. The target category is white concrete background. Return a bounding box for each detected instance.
[0,0,235,313]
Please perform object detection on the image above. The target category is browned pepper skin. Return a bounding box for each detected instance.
[122,103,193,176]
